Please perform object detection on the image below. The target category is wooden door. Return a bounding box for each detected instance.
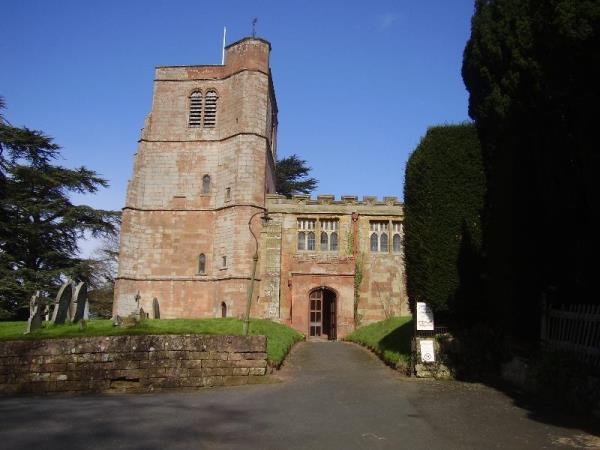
[309,290,322,337]
[329,298,337,340]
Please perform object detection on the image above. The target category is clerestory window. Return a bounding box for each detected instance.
[392,222,403,253]
[370,221,389,252]
[320,219,339,252]
[297,219,316,251]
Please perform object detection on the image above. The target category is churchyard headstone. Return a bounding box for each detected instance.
[153,297,160,319]
[51,280,74,325]
[72,282,88,323]
[24,291,44,334]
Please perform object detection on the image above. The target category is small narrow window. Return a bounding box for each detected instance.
[202,175,210,194]
[380,233,388,252]
[221,302,227,318]
[331,232,338,251]
[307,232,316,251]
[198,253,206,274]
[393,234,401,252]
[188,91,202,127]
[320,232,328,251]
[298,231,305,251]
[370,233,378,252]
[222,256,227,268]
[204,90,218,128]
[225,187,231,201]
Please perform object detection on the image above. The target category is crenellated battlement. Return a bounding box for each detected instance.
[266,193,403,206]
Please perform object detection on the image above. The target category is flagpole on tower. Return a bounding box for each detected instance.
[221,26,227,65]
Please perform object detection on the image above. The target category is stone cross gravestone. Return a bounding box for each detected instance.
[153,297,160,319]
[51,280,74,325]
[24,291,44,334]
[72,282,88,323]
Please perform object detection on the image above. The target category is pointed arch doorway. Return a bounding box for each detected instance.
[308,288,337,340]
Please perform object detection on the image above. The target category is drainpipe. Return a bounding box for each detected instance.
[351,212,359,258]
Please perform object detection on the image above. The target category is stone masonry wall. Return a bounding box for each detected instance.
[0,335,267,395]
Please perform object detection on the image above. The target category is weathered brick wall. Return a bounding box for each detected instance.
[0,335,267,395]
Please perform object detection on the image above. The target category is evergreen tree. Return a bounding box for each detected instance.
[462,0,599,337]
[275,154,318,197]
[0,100,119,318]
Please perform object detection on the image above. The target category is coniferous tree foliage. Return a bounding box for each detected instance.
[404,124,485,322]
[462,0,599,337]
[275,154,318,197]
[0,98,120,318]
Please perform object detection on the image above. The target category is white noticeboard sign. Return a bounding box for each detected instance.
[419,339,435,363]
[416,302,434,331]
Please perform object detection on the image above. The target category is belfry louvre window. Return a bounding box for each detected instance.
[320,220,339,251]
[188,91,202,127]
[370,221,389,252]
[297,219,316,251]
[203,90,218,128]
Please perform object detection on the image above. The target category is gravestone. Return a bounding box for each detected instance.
[51,280,74,325]
[153,297,160,319]
[72,282,88,323]
[24,291,44,334]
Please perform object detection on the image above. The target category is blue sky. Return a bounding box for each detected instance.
[1,0,474,251]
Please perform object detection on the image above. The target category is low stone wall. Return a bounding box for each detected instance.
[0,334,267,395]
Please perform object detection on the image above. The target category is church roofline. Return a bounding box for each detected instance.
[225,36,272,50]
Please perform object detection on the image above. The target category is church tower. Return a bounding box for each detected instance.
[114,38,278,318]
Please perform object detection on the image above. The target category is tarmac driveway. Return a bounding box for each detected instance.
[0,341,598,450]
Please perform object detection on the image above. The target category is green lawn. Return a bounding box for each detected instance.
[0,318,304,367]
[345,316,413,367]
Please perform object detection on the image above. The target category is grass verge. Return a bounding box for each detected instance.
[345,316,413,367]
[0,318,304,367]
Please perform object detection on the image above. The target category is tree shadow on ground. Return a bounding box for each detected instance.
[378,320,413,364]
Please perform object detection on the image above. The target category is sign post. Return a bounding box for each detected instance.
[412,302,435,375]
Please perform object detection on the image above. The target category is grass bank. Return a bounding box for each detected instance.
[0,318,304,367]
[346,316,413,367]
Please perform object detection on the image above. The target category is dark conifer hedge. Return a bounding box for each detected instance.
[404,124,485,323]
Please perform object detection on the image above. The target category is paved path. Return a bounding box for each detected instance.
[0,342,598,450]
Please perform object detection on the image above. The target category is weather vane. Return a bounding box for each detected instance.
[252,18,258,38]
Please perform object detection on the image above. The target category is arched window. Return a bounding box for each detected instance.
[298,231,305,251]
[188,91,202,127]
[221,302,227,318]
[330,232,338,251]
[393,234,401,252]
[307,232,316,251]
[202,175,210,194]
[320,232,329,251]
[198,253,206,274]
[380,233,388,252]
[370,233,378,252]
[204,90,218,127]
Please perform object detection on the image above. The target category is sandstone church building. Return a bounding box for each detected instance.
[113,37,408,339]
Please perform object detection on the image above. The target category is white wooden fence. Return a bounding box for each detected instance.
[541,303,600,367]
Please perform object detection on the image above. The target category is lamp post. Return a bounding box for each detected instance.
[243,209,270,335]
